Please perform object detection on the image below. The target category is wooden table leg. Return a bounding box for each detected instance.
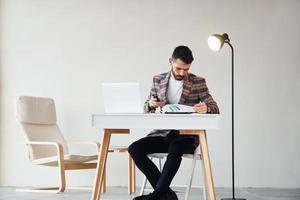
[128,154,136,194]
[128,154,132,194]
[198,130,216,200]
[131,157,136,193]
[92,129,111,200]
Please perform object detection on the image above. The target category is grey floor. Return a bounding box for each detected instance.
[0,187,300,200]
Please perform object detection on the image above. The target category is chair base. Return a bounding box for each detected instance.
[16,187,64,193]
[16,186,96,194]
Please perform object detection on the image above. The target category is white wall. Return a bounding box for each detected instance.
[1,0,300,188]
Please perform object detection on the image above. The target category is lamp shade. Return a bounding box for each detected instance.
[208,33,229,51]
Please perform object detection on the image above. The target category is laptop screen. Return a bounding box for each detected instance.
[102,82,144,113]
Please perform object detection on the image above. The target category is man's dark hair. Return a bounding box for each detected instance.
[172,45,194,64]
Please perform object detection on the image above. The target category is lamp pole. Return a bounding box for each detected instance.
[208,33,246,200]
[224,37,245,200]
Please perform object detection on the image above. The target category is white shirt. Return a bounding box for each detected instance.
[167,73,183,104]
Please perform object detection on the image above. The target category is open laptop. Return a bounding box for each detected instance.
[102,82,144,113]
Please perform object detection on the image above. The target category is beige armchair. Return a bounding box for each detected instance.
[16,96,135,194]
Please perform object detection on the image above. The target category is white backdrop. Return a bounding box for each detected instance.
[1,0,300,188]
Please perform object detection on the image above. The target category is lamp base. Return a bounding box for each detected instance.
[221,198,246,200]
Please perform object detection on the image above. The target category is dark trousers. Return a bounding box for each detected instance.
[128,131,197,193]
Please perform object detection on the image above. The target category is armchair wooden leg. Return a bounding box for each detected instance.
[58,160,66,192]
[16,162,66,194]
[16,187,64,193]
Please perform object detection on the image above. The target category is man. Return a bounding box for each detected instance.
[128,46,219,200]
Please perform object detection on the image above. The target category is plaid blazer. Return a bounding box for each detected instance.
[144,71,219,139]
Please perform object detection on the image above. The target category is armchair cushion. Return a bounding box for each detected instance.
[33,154,98,166]
[17,96,56,125]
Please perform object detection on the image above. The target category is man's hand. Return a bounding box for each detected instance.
[193,102,208,114]
[149,96,165,109]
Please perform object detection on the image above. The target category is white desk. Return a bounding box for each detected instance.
[91,113,219,200]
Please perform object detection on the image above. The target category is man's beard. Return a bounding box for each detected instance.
[171,69,184,81]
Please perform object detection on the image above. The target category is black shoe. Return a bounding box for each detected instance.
[133,191,161,200]
[157,189,178,200]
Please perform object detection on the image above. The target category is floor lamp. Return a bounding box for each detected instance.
[207,33,246,200]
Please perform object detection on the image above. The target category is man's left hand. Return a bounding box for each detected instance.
[193,102,208,114]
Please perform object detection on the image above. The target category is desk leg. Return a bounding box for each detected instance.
[92,129,111,200]
[128,154,136,194]
[199,130,216,200]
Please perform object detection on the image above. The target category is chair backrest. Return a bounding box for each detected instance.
[16,96,69,160]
